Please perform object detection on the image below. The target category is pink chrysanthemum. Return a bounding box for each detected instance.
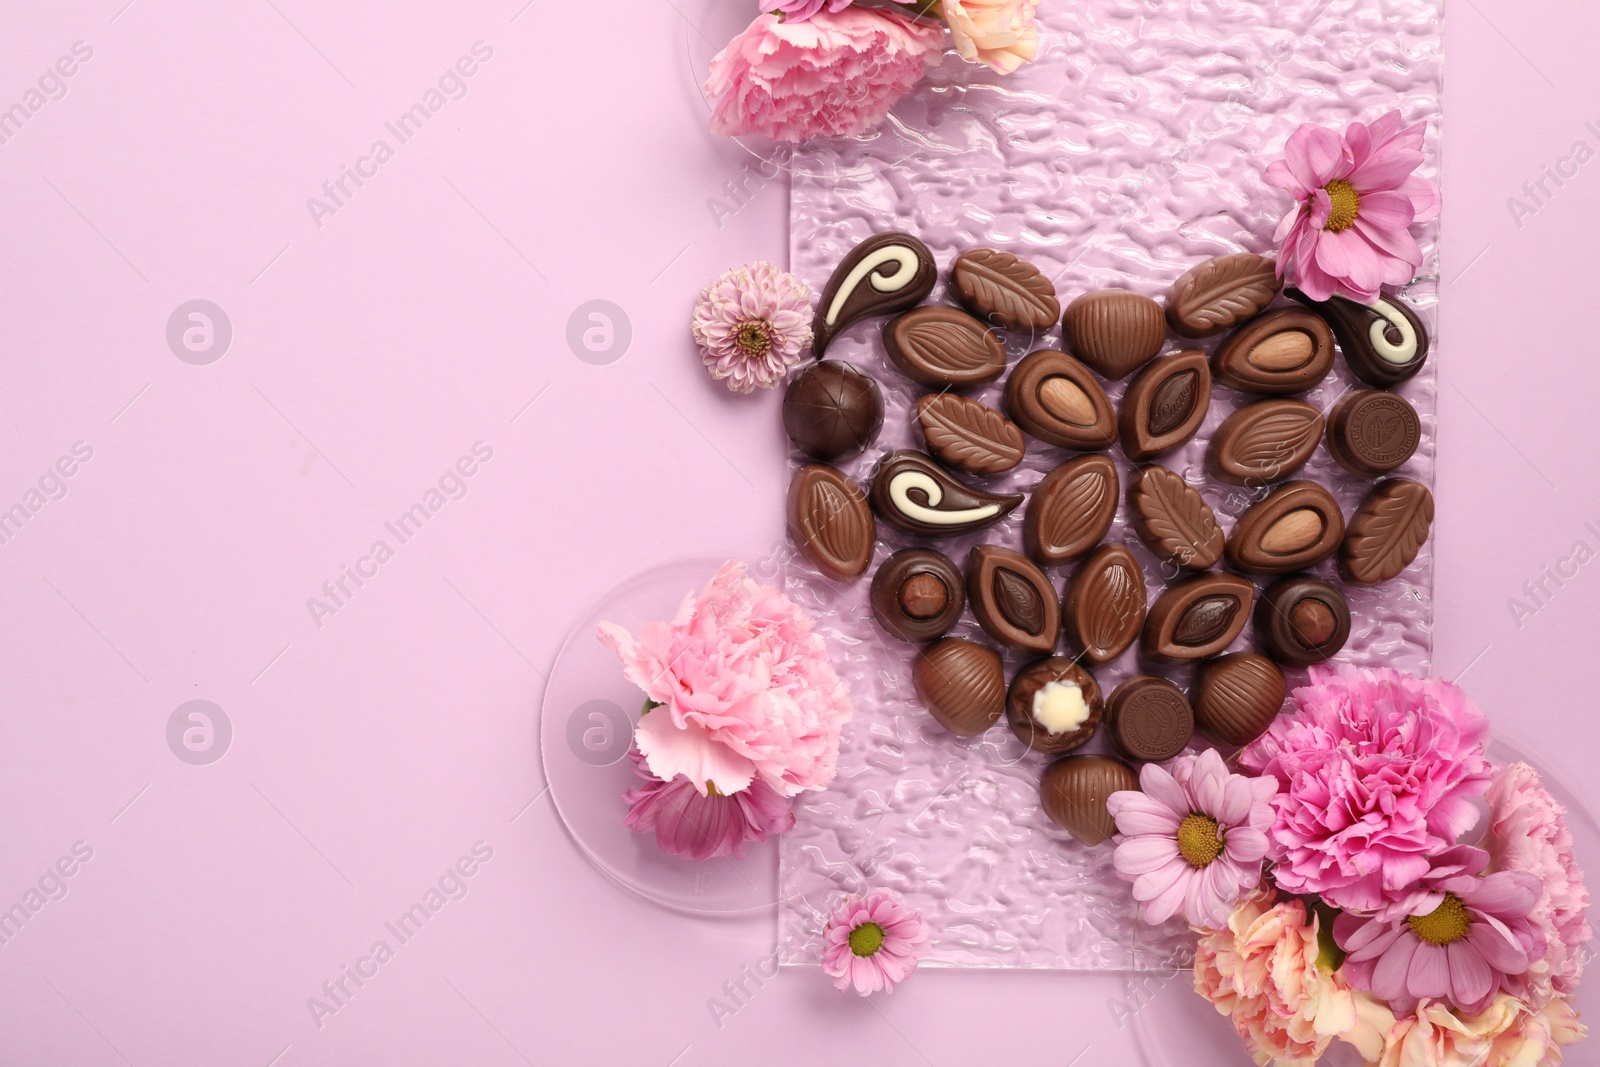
[690,260,813,394]
[1105,749,1277,929]
[1267,110,1441,303]
[769,0,855,21]
[821,889,926,996]
[1241,667,1491,912]
[621,748,794,862]
[705,10,944,143]
[598,561,852,799]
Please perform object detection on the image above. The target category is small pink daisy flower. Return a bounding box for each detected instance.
[821,889,926,996]
[691,260,814,393]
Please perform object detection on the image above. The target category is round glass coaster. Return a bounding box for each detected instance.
[539,556,780,916]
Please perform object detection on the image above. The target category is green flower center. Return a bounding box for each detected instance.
[1323,179,1361,233]
[734,320,775,356]
[1177,813,1223,868]
[1408,894,1471,946]
[848,921,886,957]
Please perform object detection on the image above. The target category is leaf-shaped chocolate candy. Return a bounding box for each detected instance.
[1341,478,1434,584]
[1166,253,1282,338]
[950,249,1061,332]
[1127,465,1224,571]
[915,393,1026,476]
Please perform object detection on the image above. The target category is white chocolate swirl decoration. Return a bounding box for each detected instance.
[825,244,924,327]
[888,470,1001,526]
[1369,298,1419,365]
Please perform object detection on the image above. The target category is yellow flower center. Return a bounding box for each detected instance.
[1177,813,1223,868]
[1323,179,1360,233]
[848,921,885,957]
[706,781,723,797]
[734,320,775,356]
[1407,894,1471,946]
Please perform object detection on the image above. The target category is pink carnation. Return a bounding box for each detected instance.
[705,9,944,143]
[598,561,852,799]
[769,0,855,20]
[1241,667,1491,912]
[621,749,794,862]
[1488,762,1592,1002]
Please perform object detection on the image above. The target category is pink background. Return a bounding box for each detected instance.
[0,1,1596,1064]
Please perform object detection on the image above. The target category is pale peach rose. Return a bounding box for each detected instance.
[941,0,1040,75]
[1378,994,1585,1067]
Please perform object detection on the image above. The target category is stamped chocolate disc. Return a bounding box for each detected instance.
[1106,676,1194,762]
[1326,389,1420,478]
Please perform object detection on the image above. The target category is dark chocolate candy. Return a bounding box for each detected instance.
[1211,308,1336,395]
[1209,399,1325,485]
[1063,290,1166,380]
[1193,652,1286,746]
[1225,480,1345,576]
[1127,465,1225,572]
[967,544,1061,655]
[1004,349,1118,451]
[782,360,884,462]
[949,248,1061,333]
[1341,478,1434,585]
[1255,574,1350,667]
[914,393,1025,477]
[812,232,937,356]
[1142,571,1255,661]
[884,306,1007,391]
[913,637,1006,736]
[1006,657,1103,755]
[1062,543,1146,665]
[786,464,875,581]
[869,450,1023,538]
[871,548,964,643]
[1106,676,1194,762]
[1039,754,1139,845]
[1119,349,1213,462]
[1289,289,1430,388]
[1326,389,1420,478]
[1165,253,1282,338]
[1024,454,1118,567]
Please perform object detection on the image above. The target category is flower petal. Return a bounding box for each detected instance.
[1354,189,1416,232]
[1371,933,1419,1000]
[634,711,756,795]
[1406,940,1450,1000]
[1115,835,1182,876]
[1446,940,1496,1009]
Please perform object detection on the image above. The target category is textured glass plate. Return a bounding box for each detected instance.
[777,0,1444,969]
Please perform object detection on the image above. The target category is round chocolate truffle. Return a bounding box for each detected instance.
[871,548,964,643]
[1039,754,1139,846]
[1255,574,1352,667]
[1006,657,1103,755]
[782,360,884,462]
[1106,676,1194,762]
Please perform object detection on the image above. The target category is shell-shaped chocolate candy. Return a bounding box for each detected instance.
[1006,657,1104,755]
[1165,253,1283,338]
[1063,290,1166,380]
[1062,543,1146,665]
[1289,288,1430,388]
[869,451,1023,538]
[1193,652,1286,746]
[913,637,1006,736]
[782,360,885,462]
[1225,480,1344,576]
[1119,349,1213,462]
[1326,389,1420,478]
[812,232,937,356]
[1341,478,1434,585]
[949,248,1061,333]
[871,548,965,643]
[1211,308,1336,395]
[1040,754,1139,845]
[1209,399,1324,485]
[915,393,1026,477]
[1255,574,1350,667]
[884,306,1007,391]
[786,464,874,581]
[1024,455,1118,566]
[967,545,1061,655]
[1142,571,1254,661]
[1106,676,1194,762]
[1004,350,1117,451]
[1127,465,1225,572]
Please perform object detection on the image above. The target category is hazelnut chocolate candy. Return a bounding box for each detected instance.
[786,464,874,581]
[1127,465,1225,572]
[885,306,1007,391]
[1326,389,1420,478]
[1289,288,1430,389]
[782,360,884,462]
[1165,253,1282,338]
[1024,454,1118,567]
[1142,571,1254,661]
[949,248,1061,333]
[1040,754,1139,845]
[1118,349,1213,462]
[1225,480,1344,576]
[869,450,1023,538]
[1211,308,1336,395]
[1255,574,1350,667]
[871,548,964,643]
[812,231,937,356]
[1063,290,1166,380]
[1004,349,1117,451]
[1006,657,1103,755]
[1209,399,1324,485]
[1341,478,1434,585]
[1061,543,1146,666]
[914,637,1006,736]
[1193,652,1286,746]
[1106,676,1194,762]
[915,392,1025,477]
[967,544,1061,656]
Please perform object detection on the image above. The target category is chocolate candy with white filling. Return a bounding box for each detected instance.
[1225,480,1345,576]
[782,360,884,462]
[812,232,937,356]
[1106,676,1194,762]
[1341,478,1434,585]
[1024,454,1118,566]
[1006,658,1103,755]
[949,248,1061,333]
[1004,349,1117,451]
[1165,253,1282,338]
[1142,571,1255,661]
[1126,465,1226,572]
[1326,389,1420,478]
[885,306,1007,391]
[914,393,1025,477]
[967,544,1061,655]
[1063,290,1166,380]
[1255,574,1350,667]
[1118,349,1213,461]
[1062,543,1146,665]
[1211,308,1336,395]
[914,637,1006,736]
[786,464,875,581]
[871,548,964,643]
[1289,288,1430,388]
[1039,754,1140,845]
[1193,652,1286,746]
[869,450,1023,538]
[1208,399,1324,485]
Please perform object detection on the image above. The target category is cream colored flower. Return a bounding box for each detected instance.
[941,0,1040,75]
[1378,994,1585,1067]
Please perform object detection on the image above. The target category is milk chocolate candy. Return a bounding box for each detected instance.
[1165,253,1282,338]
[871,548,964,643]
[1211,308,1336,395]
[1289,289,1430,388]
[1062,543,1146,665]
[1225,480,1345,576]
[1039,754,1139,845]
[1024,455,1118,567]
[914,393,1025,477]
[786,464,875,582]
[1326,389,1420,478]
[1106,676,1194,762]
[914,637,1006,736]
[782,360,884,462]
[869,451,1023,538]
[1127,465,1225,572]
[812,232,937,356]
[1142,571,1254,661]
[1193,652,1286,746]
[1256,574,1350,667]
[1004,350,1117,451]
[949,248,1061,333]
[1006,657,1103,755]
[1209,399,1325,485]
[1119,349,1213,462]
[1063,290,1166,380]
[967,545,1061,655]
[1341,478,1434,585]
[885,306,1007,391]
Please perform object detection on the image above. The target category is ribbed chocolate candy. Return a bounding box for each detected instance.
[913,638,1005,736]
[1193,652,1286,746]
[1039,755,1139,846]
